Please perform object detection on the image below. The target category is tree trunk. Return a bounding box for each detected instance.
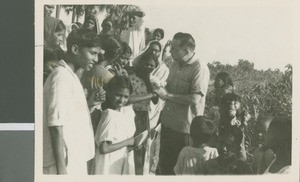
[55,5,61,18]
[72,6,77,23]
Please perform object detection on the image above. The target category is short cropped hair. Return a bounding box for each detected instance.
[219,126,243,151]
[66,28,102,53]
[214,72,234,89]
[105,75,133,94]
[190,116,215,145]
[102,37,122,60]
[173,32,196,51]
[153,28,164,39]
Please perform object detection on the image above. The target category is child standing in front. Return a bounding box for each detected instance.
[174,116,218,175]
[43,29,102,175]
[91,76,136,175]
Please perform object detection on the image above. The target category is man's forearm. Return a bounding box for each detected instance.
[128,93,156,104]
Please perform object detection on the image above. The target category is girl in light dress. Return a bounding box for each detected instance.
[91,76,137,175]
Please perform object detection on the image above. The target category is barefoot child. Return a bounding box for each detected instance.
[92,76,137,174]
[174,116,218,175]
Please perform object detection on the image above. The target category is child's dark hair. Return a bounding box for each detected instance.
[120,41,132,56]
[102,37,122,60]
[214,72,234,89]
[190,116,215,145]
[219,126,243,152]
[102,76,133,110]
[105,75,133,94]
[153,28,164,39]
[66,28,102,53]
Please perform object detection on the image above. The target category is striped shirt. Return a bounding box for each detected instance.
[161,54,210,134]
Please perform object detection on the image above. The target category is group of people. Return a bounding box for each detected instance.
[43,6,292,176]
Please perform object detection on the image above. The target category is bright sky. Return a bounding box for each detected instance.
[141,4,293,71]
[55,1,295,71]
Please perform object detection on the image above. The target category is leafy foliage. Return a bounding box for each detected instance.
[206,59,292,119]
[60,4,141,32]
[206,59,292,170]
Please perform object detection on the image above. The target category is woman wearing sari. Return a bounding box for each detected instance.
[44,16,66,82]
[131,41,169,175]
[82,14,101,34]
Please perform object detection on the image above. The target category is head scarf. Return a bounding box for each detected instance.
[83,15,101,34]
[44,16,63,47]
[131,40,161,68]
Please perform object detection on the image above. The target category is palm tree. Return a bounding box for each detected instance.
[55,5,61,18]
[60,4,142,33]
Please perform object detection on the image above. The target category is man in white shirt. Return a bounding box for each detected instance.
[120,10,146,62]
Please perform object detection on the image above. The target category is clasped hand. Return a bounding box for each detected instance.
[153,87,168,100]
[88,87,106,111]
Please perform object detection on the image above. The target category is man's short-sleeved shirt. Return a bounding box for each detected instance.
[43,60,95,168]
[161,55,210,134]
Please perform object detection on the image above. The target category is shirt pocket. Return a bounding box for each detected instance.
[177,79,190,94]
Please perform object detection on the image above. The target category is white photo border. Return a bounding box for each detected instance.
[35,0,300,181]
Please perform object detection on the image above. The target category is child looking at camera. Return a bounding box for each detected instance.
[91,76,136,175]
[204,126,252,174]
[174,116,218,175]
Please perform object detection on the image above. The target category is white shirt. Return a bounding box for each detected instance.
[264,158,291,174]
[92,106,136,174]
[43,60,95,173]
[120,17,145,61]
[174,146,218,175]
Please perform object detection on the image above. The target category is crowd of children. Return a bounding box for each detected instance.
[43,8,292,175]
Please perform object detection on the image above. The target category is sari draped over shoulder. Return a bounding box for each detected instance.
[132,41,170,175]
[84,14,101,34]
[120,16,145,61]
[44,16,62,49]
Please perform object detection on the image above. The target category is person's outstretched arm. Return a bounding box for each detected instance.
[99,138,134,154]
[128,93,157,104]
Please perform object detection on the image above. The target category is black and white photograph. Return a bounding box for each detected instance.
[35,0,299,181]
